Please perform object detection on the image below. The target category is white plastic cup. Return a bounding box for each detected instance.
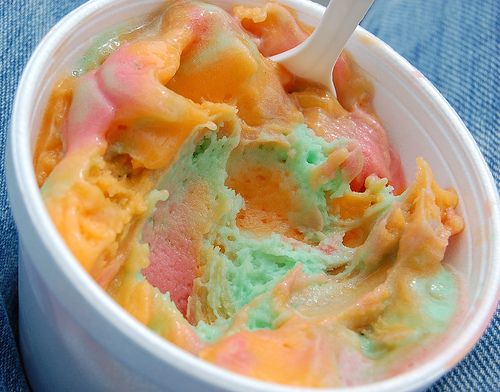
[6,0,500,391]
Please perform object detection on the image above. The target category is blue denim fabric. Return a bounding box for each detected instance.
[0,0,498,391]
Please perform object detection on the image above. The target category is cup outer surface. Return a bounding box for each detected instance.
[6,0,499,391]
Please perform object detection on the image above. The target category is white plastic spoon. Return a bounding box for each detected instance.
[271,0,374,95]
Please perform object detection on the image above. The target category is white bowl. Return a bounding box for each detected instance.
[6,0,500,391]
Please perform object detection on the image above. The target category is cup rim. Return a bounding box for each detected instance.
[7,0,500,391]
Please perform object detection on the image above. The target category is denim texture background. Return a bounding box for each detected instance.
[0,0,498,391]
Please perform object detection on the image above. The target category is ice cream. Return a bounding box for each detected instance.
[33,0,464,387]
